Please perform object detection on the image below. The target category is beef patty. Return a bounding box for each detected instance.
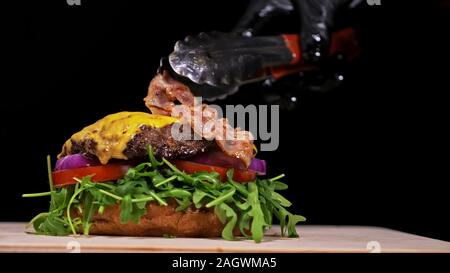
[60,124,214,160]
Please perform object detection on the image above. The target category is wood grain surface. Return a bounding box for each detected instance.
[1,222,449,253]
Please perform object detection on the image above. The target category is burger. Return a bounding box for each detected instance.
[23,73,305,243]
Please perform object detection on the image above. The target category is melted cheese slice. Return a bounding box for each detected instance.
[60,112,179,164]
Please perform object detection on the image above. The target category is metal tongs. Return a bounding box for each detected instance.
[158,28,360,101]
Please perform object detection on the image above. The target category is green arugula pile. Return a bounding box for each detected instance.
[23,146,305,243]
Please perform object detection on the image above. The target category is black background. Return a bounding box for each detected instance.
[2,0,449,242]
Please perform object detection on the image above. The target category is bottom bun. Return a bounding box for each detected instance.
[80,199,235,237]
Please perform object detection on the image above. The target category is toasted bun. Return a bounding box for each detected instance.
[77,199,235,238]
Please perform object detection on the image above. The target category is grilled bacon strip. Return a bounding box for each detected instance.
[144,72,254,167]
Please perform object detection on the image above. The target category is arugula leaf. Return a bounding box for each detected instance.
[175,198,192,212]
[226,169,249,196]
[216,203,237,241]
[256,178,306,237]
[192,189,210,208]
[39,211,71,236]
[238,212,251,239]
[147,145,163,168]
[273,181,288,190]
[159,189,192,199]
[29,212,49,232]
[259,195,273,227]
[120,194,133,224]
[214,204,227,224]
[50,188,70,211]
[231,197,250,211]
[192,171,221,188]
[206,188,235,208]
[247,183,268,243]
[271,191,292,207]
[287,214,307,238]
[82,191,97,235]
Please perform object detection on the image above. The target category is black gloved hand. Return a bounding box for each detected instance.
[169,0,362,92]
[234,0,362,63]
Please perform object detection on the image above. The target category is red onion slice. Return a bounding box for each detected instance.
[55,154,100,171]
[188,151,266,175]
[248,158,266,175]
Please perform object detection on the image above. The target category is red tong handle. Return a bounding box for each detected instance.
[270,28,361,79]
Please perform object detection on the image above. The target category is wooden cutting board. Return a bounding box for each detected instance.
[0,222,449,253]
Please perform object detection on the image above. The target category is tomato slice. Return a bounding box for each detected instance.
[172,160,256,183]
[52,159,256,187]
[52,163,133,187]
